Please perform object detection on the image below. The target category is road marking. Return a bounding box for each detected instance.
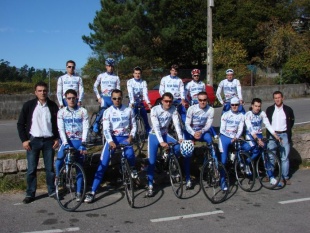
[150,210,224,222]
[0,149,24,154]
[21,227,80,233]
[295,121,310,125]
[279,197,310,204]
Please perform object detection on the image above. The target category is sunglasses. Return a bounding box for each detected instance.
[231,104,239,106]
[163,100,172,103]
[66,97,76,100]
[193,75,199,77]
[112,97,122,100]
[198,99,207,102]
[67,66,75,69]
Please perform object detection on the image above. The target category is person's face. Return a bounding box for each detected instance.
[226,73,234,81]
[273,93,283,107]
[230,102,239,112]
[198,94,208,109]
[106,65,114,73]
[35,85,48,102]
[193,74,200,81]
[133,70,141,80]
[252,102,261,114]
[170,68,178,77]
[111,92,122,107]
[66,62,75,75]
[65,93,77,108]
[161,96,173,110]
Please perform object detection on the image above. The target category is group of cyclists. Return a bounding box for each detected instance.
[19,57,294,205]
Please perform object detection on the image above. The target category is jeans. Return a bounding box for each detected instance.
[26,137,55,197]
[268,133,290,180]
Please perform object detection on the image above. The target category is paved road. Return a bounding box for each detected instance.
[1,97,309,154]
[0,169,309,233]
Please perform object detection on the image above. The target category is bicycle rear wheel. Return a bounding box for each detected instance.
[123,159,135,207]
[200,159,229,204]
[256,150,281,189]
[169,155,183,198]
[56,162,86,212]
[133,116,146,155]
[234,152,255,192]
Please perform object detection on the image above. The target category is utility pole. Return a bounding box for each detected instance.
[206,0,214,86]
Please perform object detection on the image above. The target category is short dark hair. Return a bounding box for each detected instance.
[34,81,48,90]
[162,92,174,100]
[66,60,76,66]
[170,64,179,71]
[111,89,123,97]
[273,91,283,98]
[251,98,262,105]
[65,89,77,97]
[133,66,142,72]
[198,91,208,98]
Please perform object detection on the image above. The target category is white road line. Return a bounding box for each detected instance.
[21,227,80,233]
[150,210,224,223]
[279,197,310,204]
[295,121,310,125]
[0,149,24,154]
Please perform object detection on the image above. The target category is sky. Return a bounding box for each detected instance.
[0,0,101,70]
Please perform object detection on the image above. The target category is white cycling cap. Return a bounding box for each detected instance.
[230,97,239,104]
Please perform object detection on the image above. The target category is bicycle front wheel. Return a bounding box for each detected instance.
[256,150,281,189]
[86,112,99,145]
[169,155,183,198]
[56,162,86,212]
[234,152,255,192]
[123,159,135,208]
[200,159,229,204]
[133,116,146,155]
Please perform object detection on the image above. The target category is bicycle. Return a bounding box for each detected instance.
[226,139,256,192]
[167,101,187,138]
[199,143,229,204]
[255,138,282,189]
[87,104,105,146]
[55,147,87,212]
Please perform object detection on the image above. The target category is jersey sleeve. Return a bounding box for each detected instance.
[172,109,183,140]
[236,115,245,138]
[127,80,135,104]
[78,77,84,102]
[159,77,165,97]
[57,109,68,145]
[261,111,275,135]
[102,108,113,143]
[216,81,224,104]
[116,76,121,90]
[185,106,195,136]
[142,80,151,104]
[56,77,63,106]
[179,79,185,99]
[93,75,101,99]
[245,112,254,134]
[150,107,164,143]
[236,79,243,100]
[129,108,137,137]
[81,108,89,142]
[201,107,214,134]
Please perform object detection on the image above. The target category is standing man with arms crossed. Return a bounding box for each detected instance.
[57,60,84,108]
[55,89,89,201]
[84,89,136,203]
[159,64,187,122]
[127,66,152,133]
[266,91,295,186]
[147,92,184,196]
[17,81,59,204]
[92,58,120,133]
[216,69,245,114]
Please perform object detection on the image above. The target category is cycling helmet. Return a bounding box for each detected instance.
[230,97,239,104]
[180,140,194,158]
[105,58,115,66]
[226,69,234,74]
[191,69,201,76]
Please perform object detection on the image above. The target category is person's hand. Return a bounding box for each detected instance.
[240,100,244,105]
[129,103,134,108]
[178,139,184,143]
[98,98,102,104]
[148,103,152,109]
[126,135,133,144]
[77,101,82,107]
[257,138,264,147]
[231,137,237,143]
[160,142,168,149]
[194,131,202,140]
[109,141,116,149]
[78,144,87,154]
[22,140,31,151]
[53,140,59,149]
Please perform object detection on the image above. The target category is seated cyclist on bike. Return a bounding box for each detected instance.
[84,89,137,203]
[159,64,188,123]
[245,98,281,185]
[216,69,245,115]
[219,97,249,190]
[184,91,216,189]
[55,89,89,202]
[92,58,120,133]
[147,92,184,197]
[127,66,152,133]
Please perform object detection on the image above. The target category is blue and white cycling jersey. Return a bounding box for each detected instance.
[185,104,214,136]
[102,105,136,143]
[216,79,242,104]
[127,78,151,105]
[93,72,120,99]
[220,110,244,139]
[57,106,89,144]
[185,80,205,103]
[150,105,183,143]
[57,74,84,105]
[159,75,185,100]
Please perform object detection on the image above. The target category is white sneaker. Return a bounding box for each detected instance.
[270,177,277,185]
[84,193,95,203]
[146,185,154,197]
[186,180,192,189]
[131,169,138,179]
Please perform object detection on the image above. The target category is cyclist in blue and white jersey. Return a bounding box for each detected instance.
[84,89,136,203]
[147,92,184,197]
[184,91,215,189]
[92,58,121,133]
[219,97,249,190]
[127,66,152,133]
[216,69,245,114]
[57,60,84,108]
[245,98,281,185]
[159,64,188,122]
[55,89,89,201]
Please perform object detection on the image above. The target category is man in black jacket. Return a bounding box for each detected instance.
[266,91,295,186]
[17,81,59,204]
